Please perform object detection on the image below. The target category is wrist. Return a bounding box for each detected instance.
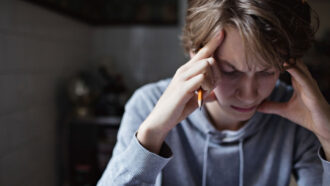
[137,121,170,154]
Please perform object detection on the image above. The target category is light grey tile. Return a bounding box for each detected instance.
[0,115,9,158]
[0,1,14,31]
[0,33,9,67]
[0,132,55,186]
[0,74,33,114]
[11,1,92,43]
[1,31,91,74]
[1,107,55,156]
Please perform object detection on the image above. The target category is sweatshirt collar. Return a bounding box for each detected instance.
[188,106,269,143]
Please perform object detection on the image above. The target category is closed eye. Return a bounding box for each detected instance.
[221,69,241,76]
[258,71,275,76]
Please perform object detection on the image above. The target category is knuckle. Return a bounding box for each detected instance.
[176,66,185,74]
[200,60,208,67]
[182,82,192,93]
[200,59,210,69]
[174,73,185,82]
[199,48,211,57]
[199,73,206,81]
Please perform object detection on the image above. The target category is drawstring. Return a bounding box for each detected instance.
[202,133,245,186]
[202,133,210,186]
[239,139,244,186]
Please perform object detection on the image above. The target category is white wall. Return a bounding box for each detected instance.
[91,0,187,92]
[0,1,92,186]
[91,27,186,92]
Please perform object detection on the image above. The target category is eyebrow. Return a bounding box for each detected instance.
[219,59,272,71]
[219,59,238,70]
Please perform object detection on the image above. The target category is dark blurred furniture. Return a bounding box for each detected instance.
[63,116,120,186]
[22,0,178,26]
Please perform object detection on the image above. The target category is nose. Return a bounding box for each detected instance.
[235,76,258,105]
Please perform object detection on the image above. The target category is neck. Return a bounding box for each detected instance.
[205,101,247,131]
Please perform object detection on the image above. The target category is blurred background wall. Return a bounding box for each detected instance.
[0,1,92,185]
[90,0,187,92]
[0,0,329,186]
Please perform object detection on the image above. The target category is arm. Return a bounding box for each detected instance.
[257,59,330,185]
[98,30,225,185]
[136,30,224,154]
[318,147,330,185]
[292,127,325,185]
[97,89,173,186]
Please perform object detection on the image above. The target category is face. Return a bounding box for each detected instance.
[210,27,280,123]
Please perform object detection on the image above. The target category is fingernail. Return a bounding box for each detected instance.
[218,30,225,38]
[217,32,223,40]
[208,58,215,64]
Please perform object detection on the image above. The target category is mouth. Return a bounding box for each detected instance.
[230,105,257,113]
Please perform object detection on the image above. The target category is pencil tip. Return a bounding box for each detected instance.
[198,100,202,110]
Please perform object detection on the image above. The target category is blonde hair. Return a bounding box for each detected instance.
[181,0,319,70]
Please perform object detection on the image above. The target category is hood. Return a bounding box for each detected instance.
[185,80,291,186]
[188,106,270,143]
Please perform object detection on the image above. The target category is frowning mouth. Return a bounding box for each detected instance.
[231,105,256,113]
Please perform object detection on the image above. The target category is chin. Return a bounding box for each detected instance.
[226,106,256,120]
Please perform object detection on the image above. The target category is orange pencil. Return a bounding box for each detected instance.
[198,88,203,109]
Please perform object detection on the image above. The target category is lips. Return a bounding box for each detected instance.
[231,105,257,113]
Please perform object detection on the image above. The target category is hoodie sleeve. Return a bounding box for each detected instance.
[97,84,173,186]
[318,147,330,185]
[292,126,328,186]
[273,81,329,185]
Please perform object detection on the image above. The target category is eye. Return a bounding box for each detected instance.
[258,71,275,76]
[221,69,240,76]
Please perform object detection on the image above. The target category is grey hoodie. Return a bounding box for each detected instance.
[97,79,330,186]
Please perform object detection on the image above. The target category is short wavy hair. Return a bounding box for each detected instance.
[181,0,319,70]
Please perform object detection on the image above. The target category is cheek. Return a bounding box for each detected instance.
[257,75,279,97]
[213,77,238,100]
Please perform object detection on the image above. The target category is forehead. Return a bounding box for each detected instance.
[215,27,272,71]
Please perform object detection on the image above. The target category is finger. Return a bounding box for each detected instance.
[210,57,221,83]
[195,57,219,87]
[183,58,214,81]
[290,75,300,91]
[257,100,289,117]
[181,90,217,121]
[184,73,205,94]
[286,66,321,100]
[295,59,313,78]
[285,62,312,90]
[182,58,216,93]
[200,72,214,92]
[201,59,216,92]
[190,30,224,63]
[176,73,205,108]
[185,72,214,94]
[179,94,199,121]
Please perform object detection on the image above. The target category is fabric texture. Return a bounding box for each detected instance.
[97,78,330,186]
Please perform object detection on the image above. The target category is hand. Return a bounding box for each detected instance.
[137,30,224,153]
[257,59,330,160]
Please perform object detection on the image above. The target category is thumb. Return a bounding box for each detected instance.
[257,100,288,117]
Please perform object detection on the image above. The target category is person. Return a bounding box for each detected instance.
[98,0,330,185]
